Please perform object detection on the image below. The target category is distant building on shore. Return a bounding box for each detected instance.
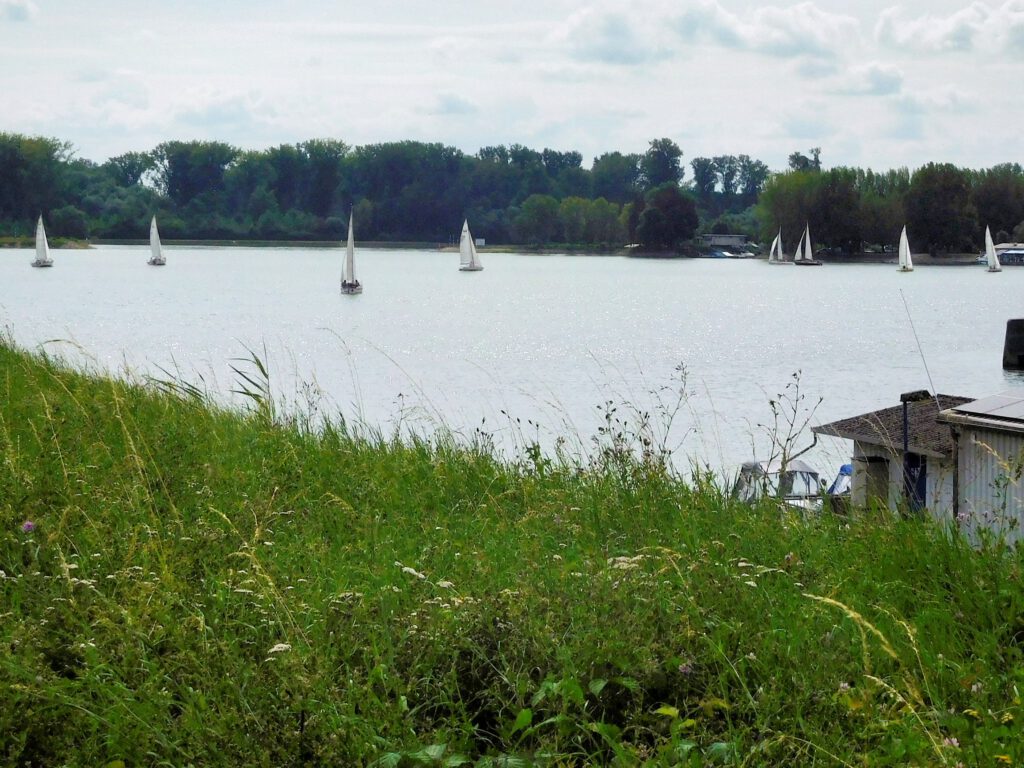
[696,233,748,249]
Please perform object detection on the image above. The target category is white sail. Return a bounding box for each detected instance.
[768,232,780,263]
[341,212,361,293]
[148,216,165,265]
[803,224,813,261]
[898,225,913,272]
[793,230,804,262]
[459,219,483,271]
[985,225,1002,272]
[32,216,53,267]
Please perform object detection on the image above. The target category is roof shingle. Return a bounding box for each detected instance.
[813,394,973,459]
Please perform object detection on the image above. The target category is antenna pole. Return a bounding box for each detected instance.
[899,289,940,411]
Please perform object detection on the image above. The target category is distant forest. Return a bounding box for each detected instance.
[2,132,1023,253]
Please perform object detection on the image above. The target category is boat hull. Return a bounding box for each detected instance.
[459,265,483,272]
[341,282,362,295]
[30,261,53,268]
[794,260,822,266]
[898,266,913,272]
[148,259,166,266]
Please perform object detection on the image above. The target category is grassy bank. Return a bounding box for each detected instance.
[1,342,1022,766]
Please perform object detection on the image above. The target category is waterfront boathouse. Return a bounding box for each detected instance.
[815,390,1024,543]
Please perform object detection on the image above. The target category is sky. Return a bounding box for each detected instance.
[1,0,1022,173]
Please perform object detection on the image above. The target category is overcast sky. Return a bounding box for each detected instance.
[2,0,1021,173]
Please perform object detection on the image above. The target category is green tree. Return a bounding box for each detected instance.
[905,162,977,254]
[971,163,1024,240]
[516,194,559,245]
[103,152,155,188]
[690,157,717,207]
[788,147,821,173]
[584,197,623,245]
[0,132,72,226]
[559,196,589,244]
[640,138,683,189]
[152,140,239,208]
[591,152,641,203]
[637,183,698,248]
[737,155,770,208]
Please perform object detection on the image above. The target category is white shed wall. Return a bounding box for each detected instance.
[957,426,1024,544]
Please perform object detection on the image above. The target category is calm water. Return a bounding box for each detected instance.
[3,245,1022,478]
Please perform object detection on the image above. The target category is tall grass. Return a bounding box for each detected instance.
[1,340,1022,766]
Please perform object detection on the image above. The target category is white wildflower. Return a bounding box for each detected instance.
[268,643,292,654]
[437,580,454,589]
[401,566,426,580]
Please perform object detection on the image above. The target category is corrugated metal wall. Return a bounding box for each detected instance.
[959,427,1024,543]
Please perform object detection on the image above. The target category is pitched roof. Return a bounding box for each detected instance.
[813,394,974,459]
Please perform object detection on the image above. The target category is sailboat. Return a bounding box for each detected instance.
[340,212,362,294]
[898,225,914,272]
[458,219,483,272]
[148,216,166,266]
[767,229,786,264]
[985,226,1002,273]
[31,216,53,268]
[793,223,822,266]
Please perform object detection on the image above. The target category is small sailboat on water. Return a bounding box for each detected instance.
[458,219,483,272]
[31,216,53,268]
[767,228,791,264]
[793,223,822,266]
[898,225,914,272]
[148,216,166,266]
[985,226,1002,273]
[340,212,362,294]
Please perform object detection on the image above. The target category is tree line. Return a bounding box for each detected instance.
[2,131,1022,254]
[759,150,1024,255]
[0,133,705,249]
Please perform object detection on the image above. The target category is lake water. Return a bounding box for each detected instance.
[3,245,1022,480]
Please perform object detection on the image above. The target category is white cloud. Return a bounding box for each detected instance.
[173,91,278,137]
[838,62,904,95]
[897,86,975,114]
[875,1,1024,54]
[1,0,37,22]
[675,1,860,61]
[553,3,675,65]
[422,94,478,116]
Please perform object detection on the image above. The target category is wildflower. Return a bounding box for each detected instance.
[746,652,757,661]
[971,682,983,694]
[268,643,292,654]
[401,566,426,580]
[942,737,959,748]
[995,755,1011,764]
[678,660,694,676]
[21,520,35,533]
[838,682,851,693]
[437,580,454,589]
[1001,712,1014,723]
[744,580,757,588]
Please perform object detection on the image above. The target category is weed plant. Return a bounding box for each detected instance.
[1,341,1023,766]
